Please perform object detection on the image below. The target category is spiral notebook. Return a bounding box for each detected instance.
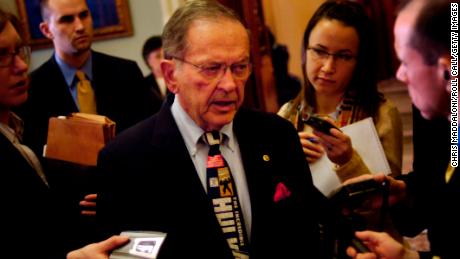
[310,117,391,197]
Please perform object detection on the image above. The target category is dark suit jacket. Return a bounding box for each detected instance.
[390,106,458,258]
[393,161,459,259]
[144,73,169,103]
[0,133,69,258]
[97,97,323,258]
[17,51,162,155]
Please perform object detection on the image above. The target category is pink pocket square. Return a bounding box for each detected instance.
[273,182,292,202]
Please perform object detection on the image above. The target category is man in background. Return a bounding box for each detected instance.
[16,0,159,248]
[18,0,160,156]
[0,7,128,258]
[142,35,169,102]
[347,0,457,258]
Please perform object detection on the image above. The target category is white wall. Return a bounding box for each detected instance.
[2,0,164,76]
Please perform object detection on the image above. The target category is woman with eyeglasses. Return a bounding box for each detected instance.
[278,0,403,183]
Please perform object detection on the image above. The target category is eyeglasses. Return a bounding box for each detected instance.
[0,46,31,67]
[171,56,252,81]
[307,47,355,64]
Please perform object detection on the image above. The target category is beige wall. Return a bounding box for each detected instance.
[1,0,17,13]
[1,0,164,75]
[262,0,323,79]
[2,0,326,77]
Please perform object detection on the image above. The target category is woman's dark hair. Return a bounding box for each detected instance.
[301,0,382,116]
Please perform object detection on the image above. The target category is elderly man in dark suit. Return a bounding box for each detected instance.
[97,1,326,259]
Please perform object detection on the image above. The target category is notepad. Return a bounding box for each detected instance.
[310,117,391,197]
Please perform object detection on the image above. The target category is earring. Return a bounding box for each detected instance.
[444,70,451,81]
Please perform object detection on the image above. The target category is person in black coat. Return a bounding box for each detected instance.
[142,35,169,103]
[97,1,327,258]
[15,0,160,248]
[19,0,160,156]
[347,0,458,258]
[0,8,127,259]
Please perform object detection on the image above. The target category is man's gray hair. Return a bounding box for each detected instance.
[162,0,244,59]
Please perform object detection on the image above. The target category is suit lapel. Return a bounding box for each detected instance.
[0,133,47,187]
[149,100,209,201]
[145,101,233,254]
[233,110,278,238]
[46,57,79,112]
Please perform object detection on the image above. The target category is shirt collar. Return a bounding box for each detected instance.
[0,112,24,143]
[302,99,343,121]
[54,52,93,86]
[170,97,235,155]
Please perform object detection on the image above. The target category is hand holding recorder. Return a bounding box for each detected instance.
[301,113,353,166]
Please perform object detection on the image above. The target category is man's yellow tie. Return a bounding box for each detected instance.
[76,70,97,114]
[446,163,455,183]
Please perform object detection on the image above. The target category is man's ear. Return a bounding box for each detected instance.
[438,55,452,91]
[161,59,179,94]
[39,22,53,40]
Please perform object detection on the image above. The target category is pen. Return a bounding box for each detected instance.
[307,137,319,144]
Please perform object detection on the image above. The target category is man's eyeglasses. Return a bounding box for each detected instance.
[171,56,252,81]
[0,46,31,67]
[307,47,355,64]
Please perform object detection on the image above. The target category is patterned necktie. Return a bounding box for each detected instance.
[204,131,249,258]
[75,70,97,114]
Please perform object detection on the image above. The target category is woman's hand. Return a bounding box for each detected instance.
[298,131,324,163]
[313,117,353,165]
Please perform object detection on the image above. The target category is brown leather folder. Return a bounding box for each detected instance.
[44,113,115,166]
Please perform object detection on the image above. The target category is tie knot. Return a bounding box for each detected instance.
[75,70,87,81]
[204,131,223,146]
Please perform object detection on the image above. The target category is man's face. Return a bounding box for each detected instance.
[147,48,164,78]
[0,22,29,109]
[170,19,250,131]
[394,10,449,120]
[40,0,93,56]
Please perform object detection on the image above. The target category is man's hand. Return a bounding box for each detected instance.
[346,231,419,259]
[80,193,97,216]
[343,174,407,208]
[67,235,129,259]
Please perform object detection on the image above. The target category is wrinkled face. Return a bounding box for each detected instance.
[0,22,29,110]
[147,47,164,78]
[394,13,449,120]
[306,19,358,97]
[40,0,93,56]
[171,19,250,131]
